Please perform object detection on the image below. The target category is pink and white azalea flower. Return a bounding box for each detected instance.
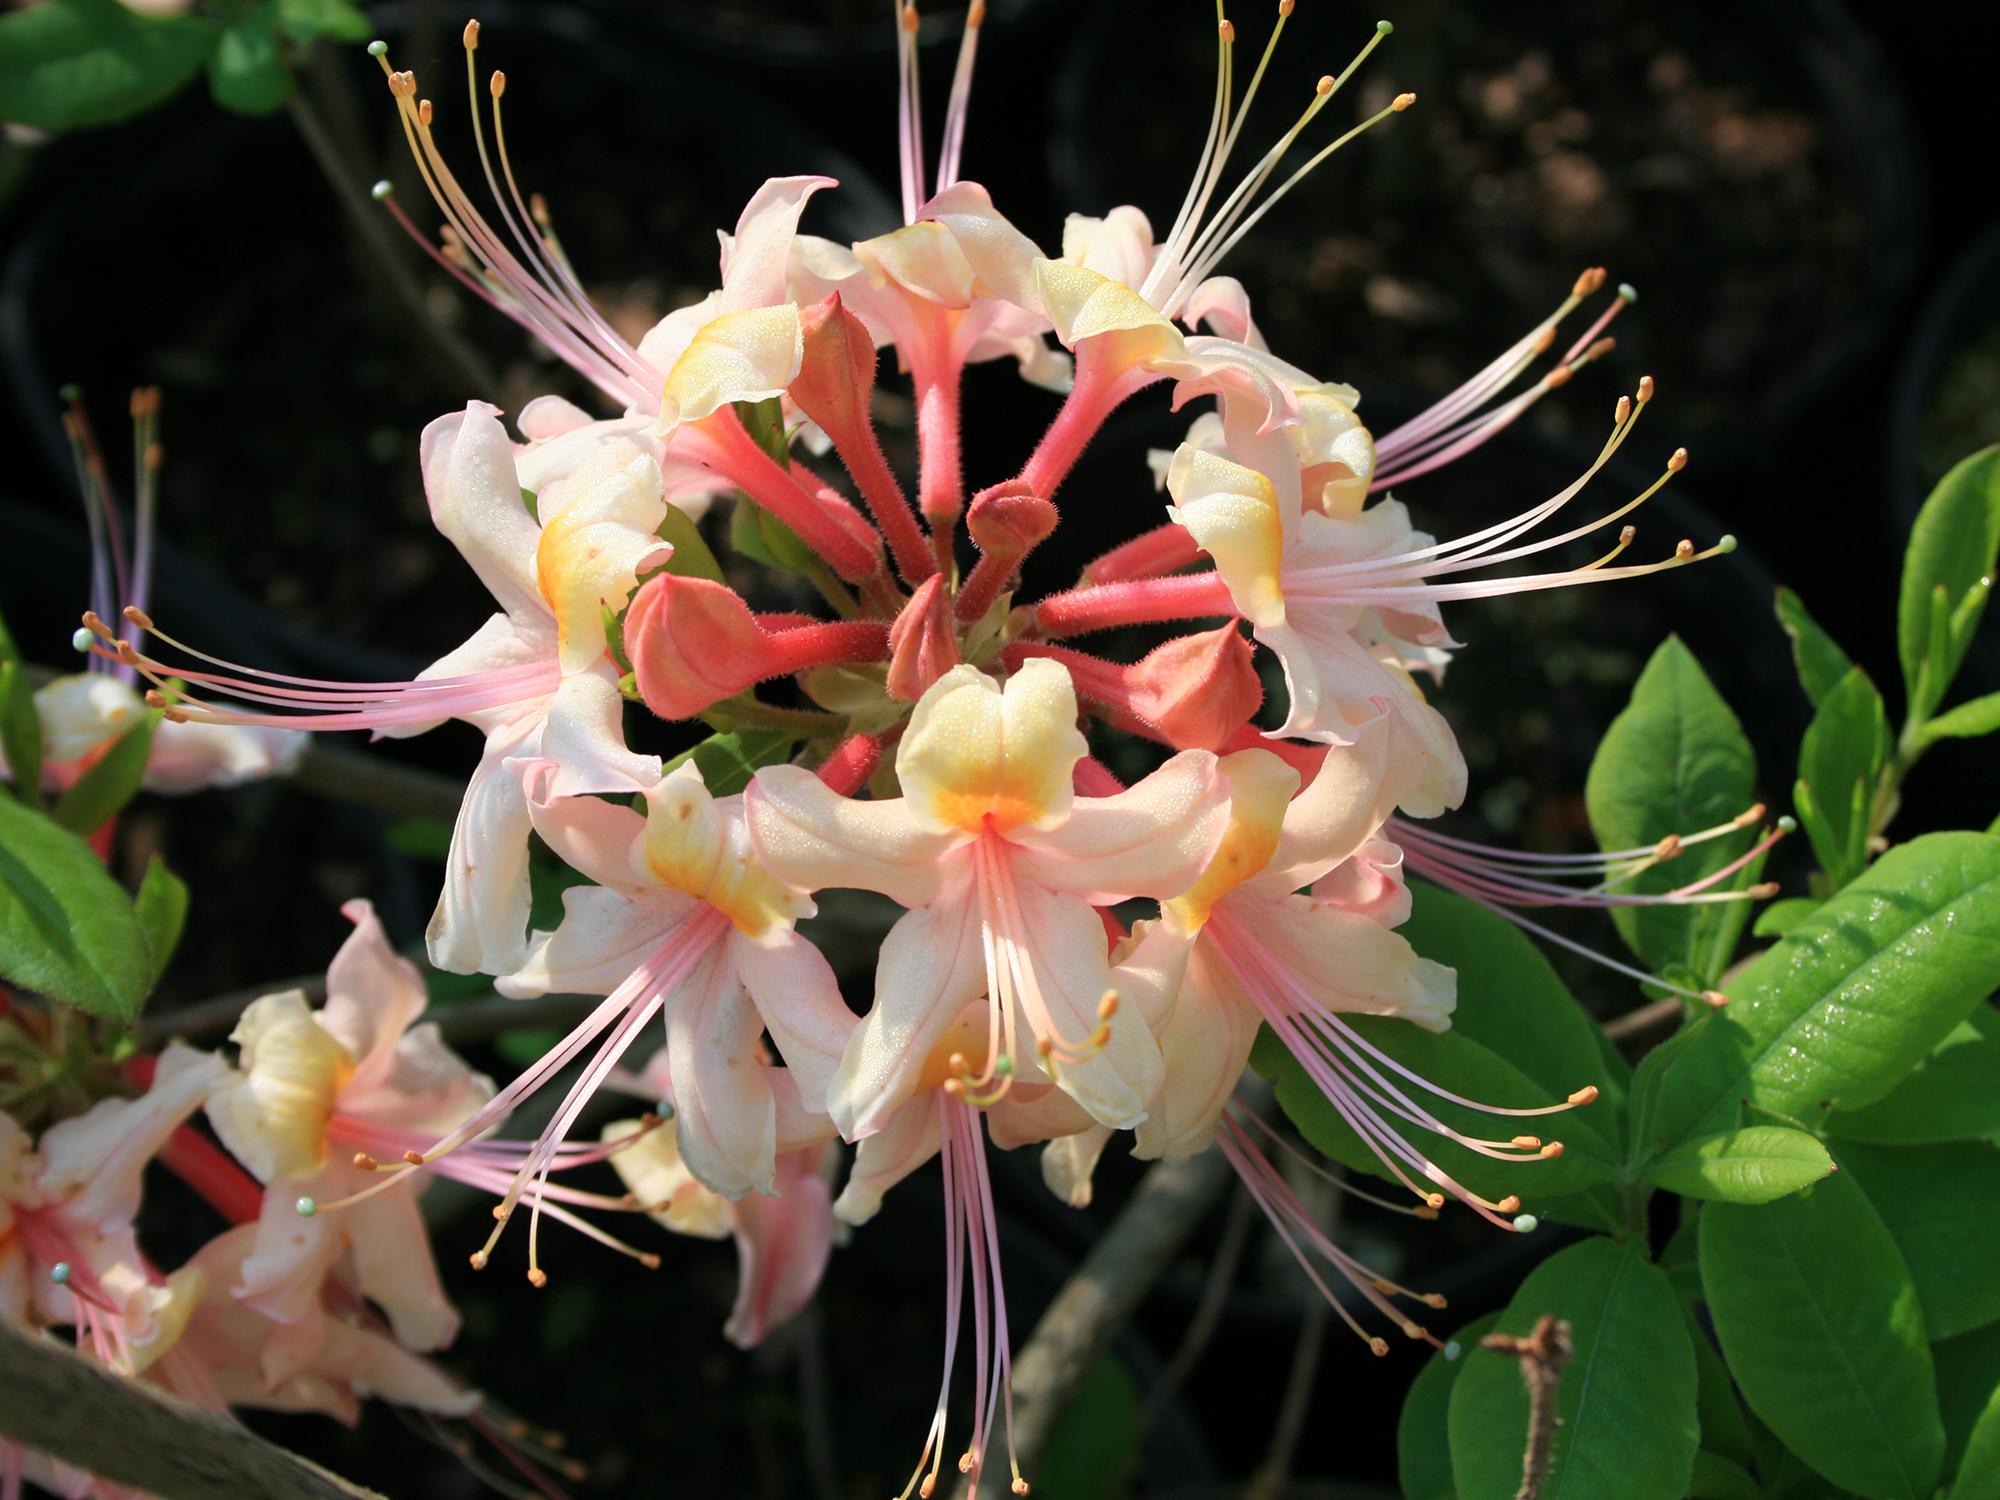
[112,406,672,974]
[397,758,854,1287]
[204,900,497,1350]
[603,1101,835,1351]
[0,1045,225,1372]
[745,658,1229,1136]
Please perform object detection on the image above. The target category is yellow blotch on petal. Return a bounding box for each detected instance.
[915,1004,996,1095]
[855,220,977,307]
[658,303,805,434]
[215,992,354,1183]
[602,1118,732,1239]
[642,764,810,938]
[1166,445,1288,628]
[1294,390,1377,518]
[897,661,1088,836]
[534,440,669,673]
[1033,258,1188,368]
[1163,750,1299,935]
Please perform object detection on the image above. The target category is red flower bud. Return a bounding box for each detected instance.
[886,575,961,702]
[627,573,891,720]
[1123,624,1263,751]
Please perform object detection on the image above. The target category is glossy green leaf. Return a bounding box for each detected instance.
[663,729,796,799]
[207,6,290,114]
[1399,1313,1497,1500]
[1687,1304,1755,1466]
[1775,585,1857,707]
[1953,1390,2000,1500]
[0,792,152,1021]
[1901,447,2000,721]
[1701,1173,1943,1498]
[655,505,725,585]
[0,661,43,813]
[1752,896,1821,940]
[1829,1006,2000,1145]
[51,710,156,836]
[1449,1237,1697,1500]
[274,0,370,44]
[1660,1201,1702,1301]
[0,0,214,130]
[1926,693,2000,743]
[1794,667,1889,888]
[1937,1325,2000,1477]
[1585,637,1757,982]
[1838,1141,2000,1340]
[133,854,187,992]
[1688,1452,1760,1500]
[1627,1008,1722,1170]
[1646,1125,1834,1204]
[1649,833,2000,1147]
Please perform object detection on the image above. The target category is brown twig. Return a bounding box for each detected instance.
[1480,1315,1576,1500]
[0,1319,384,1499]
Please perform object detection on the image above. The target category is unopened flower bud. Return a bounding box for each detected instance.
[887,575,961,702]
[1124,624,1262,751]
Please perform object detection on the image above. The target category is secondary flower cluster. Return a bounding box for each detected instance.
[47,6,1769,1496]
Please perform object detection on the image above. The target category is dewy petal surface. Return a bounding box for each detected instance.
[746,765,962,910]
[896,660,1087,835]
[1008,750,1230,905]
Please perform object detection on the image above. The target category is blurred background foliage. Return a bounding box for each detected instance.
[1,1,1996,1495]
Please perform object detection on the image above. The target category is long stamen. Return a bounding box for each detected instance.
[896,2,927,224]
[935,1,987,190]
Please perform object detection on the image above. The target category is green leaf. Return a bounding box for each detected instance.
[1837,1141,2000,1340]
[1700,1172,1944,1498]
[207,6,291,115]
[1585,637,1757,982]
[1627,1008,1722,1171]
[1649,833,2000,1147]
[1794,667,1889,888]
[1686,1304,1756,1466]
[133,855,187,991]
[0,792,152,1021]
[1775,586,1857,707]
[1399,1313,1498,1500]
[51,711,156,836]
[0,0,214,130]
[1448,1237,1697,1500]
[655,505,725,585]
[1828,1006,2000,1145]
[1901,447,2000,722]
[1938,1325,2000,1478]
[1646,1125,1834,1204]
[0,661,44,813]
[729,493,819,576]
[1926,692,2000,743]
[274,0,370,44]
[1660,1200,1702,1301]
[1688,1451,1761,1500]
[1032,1355,1139,1500]
[663,729,797,799]
[1752,895,1821,939]
[1953,1389,2000,1500]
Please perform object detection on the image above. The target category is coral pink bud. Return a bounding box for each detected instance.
[1124,624,1263,751]
[627,573,890,720]
[788,294,934,584]
[886,575,960,702]
[957,481,1059,623]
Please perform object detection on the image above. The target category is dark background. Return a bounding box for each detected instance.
[2,1,1996,1494]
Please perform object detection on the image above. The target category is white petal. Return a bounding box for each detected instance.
[1009,750,1229,904]
[420,402,545,626]
[664,945,778,1199]
[732,929,857,1112]
[426,731,535,975]
[833,1097,940,1226]
[744,764,962,910]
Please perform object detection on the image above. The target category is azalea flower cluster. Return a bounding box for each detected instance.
[40,5,1774,1496]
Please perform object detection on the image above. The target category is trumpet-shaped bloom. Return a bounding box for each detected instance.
[114,404,672,974]
[414,759,856,1277]
[204,900,504,1350]
[746,658,1229,1135]
[1165,443,1466,815]
[1,1045,225,1370]
[603,1104,834,1351]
